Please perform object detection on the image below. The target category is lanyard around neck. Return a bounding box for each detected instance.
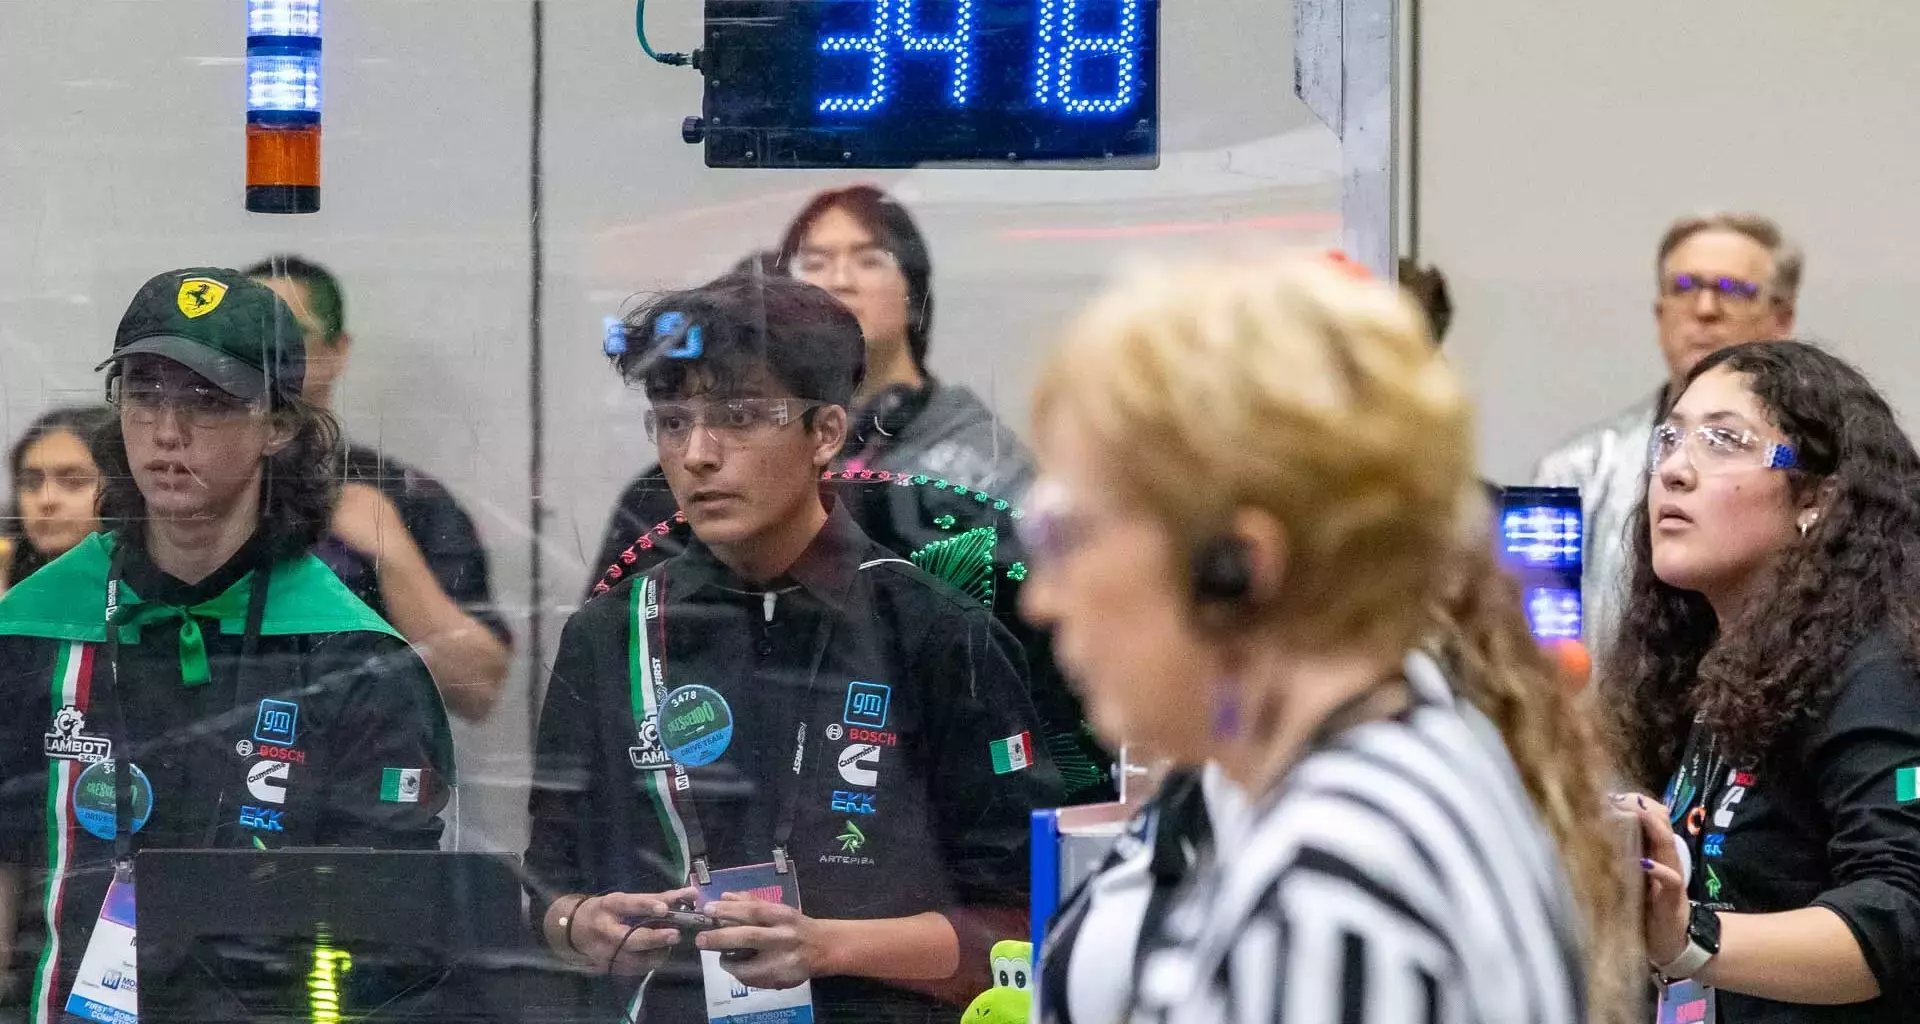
[1663,715,1727,900]
[631,573,835,883]
[103,542,271,864]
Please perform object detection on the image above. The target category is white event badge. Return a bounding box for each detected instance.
[66,863,138,1024]
[698,862,814,1024]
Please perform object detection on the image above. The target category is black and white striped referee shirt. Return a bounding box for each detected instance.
[1131,653,1587,1024]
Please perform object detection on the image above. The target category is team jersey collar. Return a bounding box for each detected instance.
[675,496,866,613]
[0,532,404,645]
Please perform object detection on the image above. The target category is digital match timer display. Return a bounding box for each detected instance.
[699,0,1160,168]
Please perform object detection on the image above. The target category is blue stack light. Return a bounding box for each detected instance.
[247,0,322,124]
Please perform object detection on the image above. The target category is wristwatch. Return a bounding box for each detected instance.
[1653,903,1721,982]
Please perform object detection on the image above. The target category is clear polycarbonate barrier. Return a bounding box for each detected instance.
[0,1,1360,1019]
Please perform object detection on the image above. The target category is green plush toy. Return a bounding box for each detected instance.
[962,940,1034,1024]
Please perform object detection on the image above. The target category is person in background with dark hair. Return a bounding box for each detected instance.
[0,406,110,593]
[1610,340,1920,1022]
[1397,257,1454,343]
[1534,212,1802,663]
[246,255,510,721]
[586,188,1036,597]
[0,268,451,1018]
[778,186,1031,497]
[528,271,1059,1024]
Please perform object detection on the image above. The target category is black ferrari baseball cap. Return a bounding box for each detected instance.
[95,267,306,403]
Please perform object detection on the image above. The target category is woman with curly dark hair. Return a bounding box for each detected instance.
[1610,340,1920,1023]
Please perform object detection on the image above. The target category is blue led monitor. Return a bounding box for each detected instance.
[700,0,1160,168]
[1496,487,1583,641]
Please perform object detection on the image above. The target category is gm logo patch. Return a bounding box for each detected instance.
[832,790,876,815]
[254,699,298,745]
[843,682,891,729]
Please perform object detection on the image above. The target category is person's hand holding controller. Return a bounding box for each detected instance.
[697,891,832,990]
[549,886,700,976]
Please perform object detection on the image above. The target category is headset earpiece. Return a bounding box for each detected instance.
[1191,537,1253,605]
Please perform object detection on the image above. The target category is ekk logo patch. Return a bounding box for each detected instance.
[843,682,891,729]
[239,805,285,833]
[832,790,877,815]
[254,699,299,746]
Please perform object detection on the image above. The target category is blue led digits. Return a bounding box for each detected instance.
[820,0,895,113]
[1035,0,1142,115]
[822,0,977,111]
[898,0,975,105]
[776,0,1158,165]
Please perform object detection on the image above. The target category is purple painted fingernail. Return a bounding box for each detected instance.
[1640,858,1654,871]
[1637,796,1647,808]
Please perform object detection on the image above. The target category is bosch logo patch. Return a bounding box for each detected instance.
[846,728,897,747]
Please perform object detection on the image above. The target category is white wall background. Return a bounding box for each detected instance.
[24,0,1920,849]
[0,0,1341,851]
[1419,0,1920,482]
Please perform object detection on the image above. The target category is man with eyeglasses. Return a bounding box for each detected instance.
[527,271,1059,1024]
[0,268,452,1019]
[1534,212,1802,660]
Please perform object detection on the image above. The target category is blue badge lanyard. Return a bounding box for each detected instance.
[1662,714,1726,900]
[641,576,835,882]
[102,543,271,866]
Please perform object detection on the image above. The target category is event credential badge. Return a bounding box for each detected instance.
[698,863,814,1024]
[66,867,138,1024]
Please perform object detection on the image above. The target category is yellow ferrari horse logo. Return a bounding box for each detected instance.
[177,278,228,319]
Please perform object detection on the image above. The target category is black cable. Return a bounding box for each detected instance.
[608,921,652,976]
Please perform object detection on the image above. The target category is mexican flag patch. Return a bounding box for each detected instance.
[989,732,1033,775]
[1898,766,1920,803]
[381,767,424,804]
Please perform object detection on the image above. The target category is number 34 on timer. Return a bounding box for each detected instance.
[819,0,1146,115]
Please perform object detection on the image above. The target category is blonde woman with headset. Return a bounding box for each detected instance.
[1020,256,1631,1024]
